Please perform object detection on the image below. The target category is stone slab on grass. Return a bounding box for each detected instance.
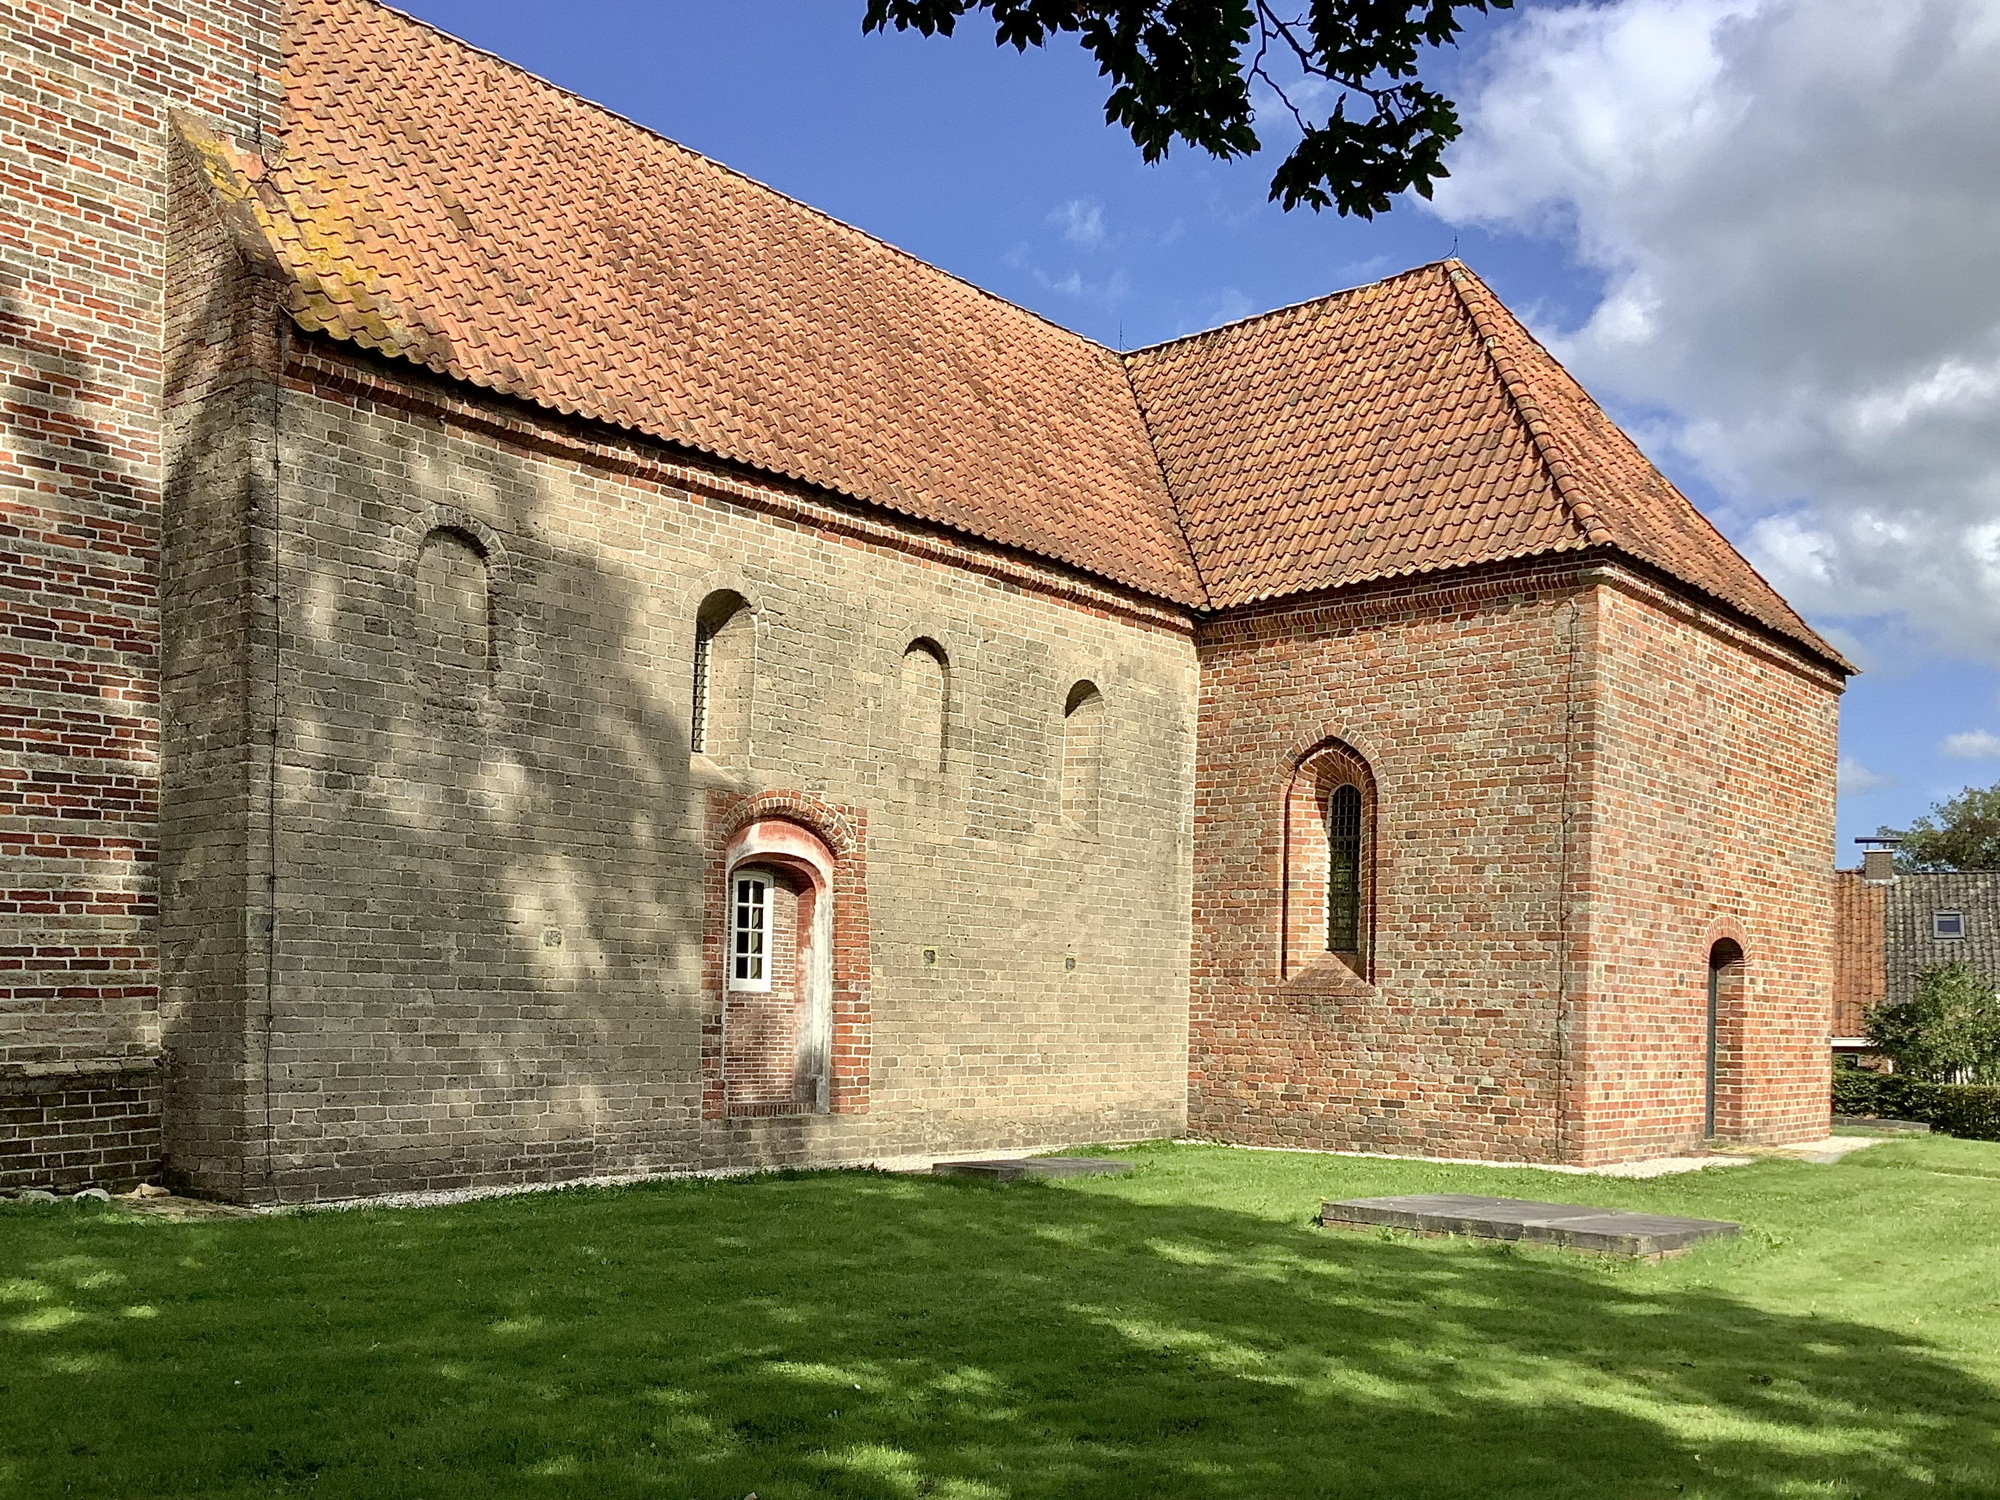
[1319,1193,1740,1259]
[934,1158,1134,1183]
[1833,1115,1933,1134]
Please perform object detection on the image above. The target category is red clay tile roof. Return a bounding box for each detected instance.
[262,0,1203,605]
[1127,262,1839,662]
[201,0,1841,667]
[1126,263,1595,610]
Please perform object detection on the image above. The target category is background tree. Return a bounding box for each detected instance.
[1867,962,2000,1084]
[862,0,1514,218]
[1898,782,2000,872]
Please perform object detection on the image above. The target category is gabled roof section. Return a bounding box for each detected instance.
[1440,264,1840,663]
[1123,263,1597,610]
[254,0,1205,605]
[212,0,1841,669]
[1125,261,1842,664]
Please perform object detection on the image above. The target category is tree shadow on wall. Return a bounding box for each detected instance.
[146,225,719,1194]
[255,345,719,1191]
[4,1170,1997,1499]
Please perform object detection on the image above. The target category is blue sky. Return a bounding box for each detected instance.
[397,1,2000,862]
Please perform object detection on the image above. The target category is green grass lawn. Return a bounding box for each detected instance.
[5,1138,2000,1500]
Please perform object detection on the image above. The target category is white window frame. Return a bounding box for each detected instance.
[1933,909,1966,940]
[730,872,772,991]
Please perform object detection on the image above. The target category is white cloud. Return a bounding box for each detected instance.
[1941,730,2000,760]
[1837,756,1895,794]
[1431,0,2000,659]
[1161,287,1256,342]
[1049,197,1107,248]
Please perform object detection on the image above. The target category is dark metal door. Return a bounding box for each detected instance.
[1705,963,1720,1139]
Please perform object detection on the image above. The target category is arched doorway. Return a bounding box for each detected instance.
[1706,939,1745,1139]
[722,818,836,1114]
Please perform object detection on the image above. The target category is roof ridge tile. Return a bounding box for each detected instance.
[1441,261,1615,550]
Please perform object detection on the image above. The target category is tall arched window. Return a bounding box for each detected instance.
[693,590,752,760]
[1327,784,1363,953]
[1283,740,1375,980]
[1061,680,1103,829]
[414,526,492,705]
[900,638,949,773]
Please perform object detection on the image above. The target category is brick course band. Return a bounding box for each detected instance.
[0,1061,163,1192]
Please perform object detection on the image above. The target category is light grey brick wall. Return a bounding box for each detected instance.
[160,339,1197,1201]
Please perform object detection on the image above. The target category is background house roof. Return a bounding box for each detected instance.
[209,0,1843,666]
[1885,872,2000,1007]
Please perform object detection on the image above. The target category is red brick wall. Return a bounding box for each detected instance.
[2,0,278,1189]
[1189,560,1841,1165]
[1832,870,1885,1039]
[0,2,278,1075]
[1566,578,1840,1160]
[1189,561,1584,1161]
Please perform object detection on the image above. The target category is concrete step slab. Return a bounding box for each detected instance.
[1319,1193,1740,1259]
[1832,1115,1933,1134]
[933,1157,1134,1183]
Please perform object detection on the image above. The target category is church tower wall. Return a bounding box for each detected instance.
[0,0,280,1191]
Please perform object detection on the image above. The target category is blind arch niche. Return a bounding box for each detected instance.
[1061,680,1104,831]
[413,525,494,707]
[693,589,754,762]
[899,638,949,774]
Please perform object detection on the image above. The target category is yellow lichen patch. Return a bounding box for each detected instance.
[173,112,457,371]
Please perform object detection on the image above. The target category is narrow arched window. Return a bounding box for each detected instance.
[1284,742,1375,981]
[1327,784,1363,954]
[415,526,492,703]
[900,639,949,773]
[1062,680,1104,830]
[693,590,752,759]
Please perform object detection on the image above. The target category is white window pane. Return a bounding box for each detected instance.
[731,875,770,988]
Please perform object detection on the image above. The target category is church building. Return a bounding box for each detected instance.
[2,0,1849,1202]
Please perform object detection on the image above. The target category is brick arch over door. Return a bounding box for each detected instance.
[704,790,869,1118]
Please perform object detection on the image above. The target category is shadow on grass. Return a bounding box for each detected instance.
[3,1168,1996,1499]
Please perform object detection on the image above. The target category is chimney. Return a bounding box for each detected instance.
[1862,849,1897,883]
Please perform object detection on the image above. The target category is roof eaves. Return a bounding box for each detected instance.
[281,309,1210,609]
[1209,534,1605,612]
